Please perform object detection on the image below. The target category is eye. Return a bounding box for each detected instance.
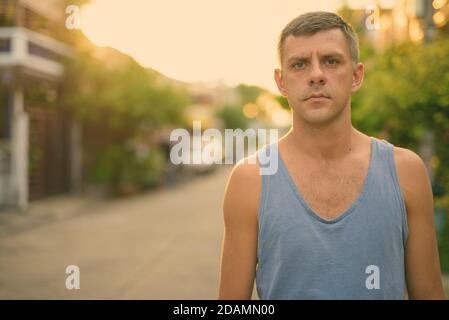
[292,61,307,69]
[325,58,339,66]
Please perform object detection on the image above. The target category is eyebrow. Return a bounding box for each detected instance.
[287,52,345,64]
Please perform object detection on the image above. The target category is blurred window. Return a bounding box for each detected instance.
[0,89,11,139]
[28,41,61,61]
[0,0,16,27]
[0,38,10,52]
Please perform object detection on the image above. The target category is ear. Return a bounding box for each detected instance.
[350,62,364,93]
[274,68,288,97]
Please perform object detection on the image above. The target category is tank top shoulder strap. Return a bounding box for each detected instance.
[371,137,408,244]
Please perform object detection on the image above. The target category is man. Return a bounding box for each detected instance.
[218,11,445,299]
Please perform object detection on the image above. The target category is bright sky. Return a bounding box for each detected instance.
[81,0,397,93]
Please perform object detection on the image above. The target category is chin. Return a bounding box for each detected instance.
[305,116,334,126]
[298,109,339,126]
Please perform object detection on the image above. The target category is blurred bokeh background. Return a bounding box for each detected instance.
[0,0,448,299]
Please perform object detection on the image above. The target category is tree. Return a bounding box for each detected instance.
[60,45,191,194]
[352,39,449,271]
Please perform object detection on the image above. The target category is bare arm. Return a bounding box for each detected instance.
[395,147,446,299]
[218,157,260,299]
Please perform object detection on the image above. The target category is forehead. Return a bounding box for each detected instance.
[283,28,351,61]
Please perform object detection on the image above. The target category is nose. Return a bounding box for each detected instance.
[308,59,326,86]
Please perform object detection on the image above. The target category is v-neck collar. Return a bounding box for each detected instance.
[275,136,376,224]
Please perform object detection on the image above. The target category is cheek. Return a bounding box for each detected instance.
[328,74,353,98]
[338,70,355,86]
[283,73,307,91]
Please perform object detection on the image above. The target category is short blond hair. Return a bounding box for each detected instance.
[278,11,360,65]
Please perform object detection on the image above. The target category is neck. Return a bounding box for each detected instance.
[286,103,359,161]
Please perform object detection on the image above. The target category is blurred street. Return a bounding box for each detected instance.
[0,165,448,299]
[0,167,232,299]
[1,0,448,301]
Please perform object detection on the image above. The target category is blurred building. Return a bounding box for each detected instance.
[156,74,242,129]
[374,0,448,47]
[344,0,449,50]
[186,81,240,129]
[0,0,82,210]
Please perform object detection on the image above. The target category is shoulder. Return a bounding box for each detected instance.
[222,153,262,222]
[392,145,433,211]
[228,153,261,185]
[393,145,425,170]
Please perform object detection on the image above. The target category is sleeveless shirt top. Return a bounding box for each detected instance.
[255,137,408,299]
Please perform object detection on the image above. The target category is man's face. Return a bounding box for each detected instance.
[274,28,364,126]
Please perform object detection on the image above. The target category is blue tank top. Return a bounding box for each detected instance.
[256,137,408,299]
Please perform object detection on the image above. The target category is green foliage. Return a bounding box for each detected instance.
[353,39,449,271]
[275,95,290,110]
[89,144,165,195]
[61,47,190,131]
[353,40,449,175]
[236,84,265,105]
[61,46,190,195]
[216,105,248,130]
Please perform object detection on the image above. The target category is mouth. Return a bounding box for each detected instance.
[304,93,330,101]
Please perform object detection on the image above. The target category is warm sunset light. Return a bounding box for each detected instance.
[2,0,448,303]
[80,0,365,92]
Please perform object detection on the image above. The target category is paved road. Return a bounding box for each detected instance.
[1,166,447,299]
[0,167,233,299]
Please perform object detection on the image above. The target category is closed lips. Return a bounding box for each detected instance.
[305,93,329,100]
